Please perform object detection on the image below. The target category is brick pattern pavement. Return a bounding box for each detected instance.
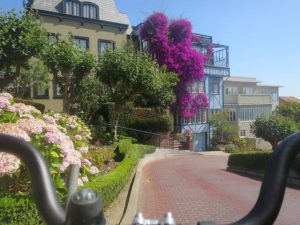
[138,155,300,225]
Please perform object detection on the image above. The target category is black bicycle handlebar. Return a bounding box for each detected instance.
[1,132,300,225]
[0,134,65,225]
[0,134,106,225]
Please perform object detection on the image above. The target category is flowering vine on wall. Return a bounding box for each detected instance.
[140,12,210,118]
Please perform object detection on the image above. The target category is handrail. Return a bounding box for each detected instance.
[99,122,177,149]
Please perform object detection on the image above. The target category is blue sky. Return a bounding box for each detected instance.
[1,0,300,98]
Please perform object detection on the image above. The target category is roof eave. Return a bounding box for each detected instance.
[36,9,129,29]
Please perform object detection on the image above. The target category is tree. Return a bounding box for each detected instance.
[4,58,50,98]
[133,65,178,110]
[42,36,96,112]
[0,10,47,88]
[208,111,238,143]
[276,101,300,124]
[69,75,109,122]
[97,47,178,139]
[250,115,298,149]
[69,49,98,118]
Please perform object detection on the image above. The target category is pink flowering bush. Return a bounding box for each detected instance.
[141,13,209,118]
[0,92,99,193]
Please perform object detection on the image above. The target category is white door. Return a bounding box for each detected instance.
[193,132,207,151]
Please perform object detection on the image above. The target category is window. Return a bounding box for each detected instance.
[34,86,49,99]
[191,82,197,93]
[190,81,205,93]
[141,40,149,52]
[258,87,279,102]
[182,108,207,124]
[227,108,236,122]
[225,87,238,95]
[192,45,206,55]
[82,4,97,19]
[242,87,253,95]
[182,116,189,124]
[210,109,220,117]
[200,109,207,123]
[98,40,115,57]
[240,130,246,136]
[213,83,219,95]
[65,1,80,16]
[74,36,89,50]
[272,92,278,102]
[53,77,63,98]
[240,107,271,122]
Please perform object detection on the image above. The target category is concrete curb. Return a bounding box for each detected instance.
[120,149,193,225]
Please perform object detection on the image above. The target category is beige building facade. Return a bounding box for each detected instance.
[31,0,132,111]
[224,76,281,149]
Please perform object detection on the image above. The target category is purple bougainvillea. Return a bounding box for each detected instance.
[141,12,209,118]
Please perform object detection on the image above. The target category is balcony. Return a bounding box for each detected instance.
[192,34,230,77]
[225,94,272,105]
[204,65,230,77]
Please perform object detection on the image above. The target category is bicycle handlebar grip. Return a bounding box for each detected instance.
[65,188,107,225]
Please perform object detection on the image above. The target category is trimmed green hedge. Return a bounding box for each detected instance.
[228,151,300,173]
[228,151,272,171]
[84,140,155,208]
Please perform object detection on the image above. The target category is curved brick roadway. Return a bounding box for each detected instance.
[138,154,300,225]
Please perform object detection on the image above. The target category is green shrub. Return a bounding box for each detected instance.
[135,144,156,158]
[129,116,172,132]
[118,135,138,144]
[228,151,272,171]
[85,146,116,172]
[232,136,253,151]
[224,144,237,153]
[0,195,42,224]
[128,108,173,132]
[119,139,134,155]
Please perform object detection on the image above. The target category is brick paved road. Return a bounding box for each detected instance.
[139,154,300,225]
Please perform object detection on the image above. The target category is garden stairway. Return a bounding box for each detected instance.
[159,137,184,150]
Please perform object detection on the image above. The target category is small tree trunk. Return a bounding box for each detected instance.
[114,113,120,140]
[62,70,70,113]
[113,103,123,140]
[271,141,278,150]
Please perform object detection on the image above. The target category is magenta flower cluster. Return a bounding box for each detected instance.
[140,13,210,118]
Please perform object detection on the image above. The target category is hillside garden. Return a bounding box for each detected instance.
[0,9,174,224]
